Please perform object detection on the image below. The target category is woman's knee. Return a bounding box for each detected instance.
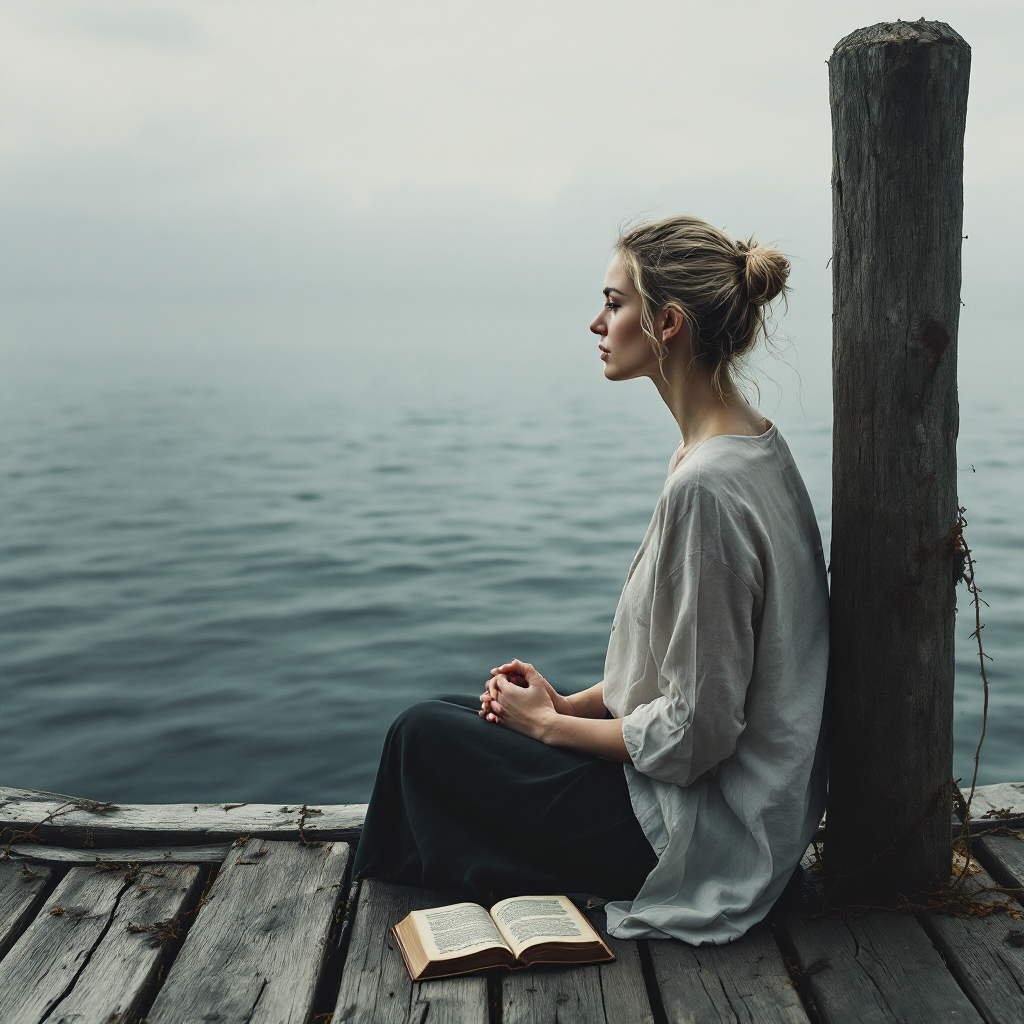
[387,699,475,750]
[431,693,481,711]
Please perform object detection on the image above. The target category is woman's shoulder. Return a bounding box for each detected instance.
[653,427,824,592]
[661,425,786,508]
[658,426,816,548]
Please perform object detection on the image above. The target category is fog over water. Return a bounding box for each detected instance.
[1,1,1022,801]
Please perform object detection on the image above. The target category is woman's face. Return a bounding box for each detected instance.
[589,253,661,381]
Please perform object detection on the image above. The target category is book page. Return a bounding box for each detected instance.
[411,902,509,961]
[490,895,593,957]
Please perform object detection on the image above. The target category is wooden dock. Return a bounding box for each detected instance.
[2,783,1023,1024]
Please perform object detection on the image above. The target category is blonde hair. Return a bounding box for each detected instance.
[616,215,790,394]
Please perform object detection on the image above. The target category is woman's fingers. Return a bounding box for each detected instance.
[479,679,504,722]
[493,659,531,676]
[492,662,531,687]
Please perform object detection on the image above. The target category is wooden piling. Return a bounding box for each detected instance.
[825,21,971,895]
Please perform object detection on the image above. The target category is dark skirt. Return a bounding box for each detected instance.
[352,695,657,905]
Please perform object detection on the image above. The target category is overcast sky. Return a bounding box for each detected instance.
[0,0,1019,336]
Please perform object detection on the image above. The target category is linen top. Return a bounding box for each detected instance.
[602,424,829,944]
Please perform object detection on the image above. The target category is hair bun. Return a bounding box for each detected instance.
[739,238,790,306]
[615,215,791,393]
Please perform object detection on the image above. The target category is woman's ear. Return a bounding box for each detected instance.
[660,306,689,346]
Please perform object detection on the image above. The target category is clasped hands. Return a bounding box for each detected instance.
[478,659,573,743]
[478,662,630,762]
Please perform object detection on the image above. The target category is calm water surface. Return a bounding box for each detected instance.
[2,300,1021,802]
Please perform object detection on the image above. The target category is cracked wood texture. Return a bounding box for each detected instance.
[333,878,488,1024]
[0,862,200,1024]
[921,864,1024,1024]
[48,863,202,1024]
[502,908,652,1024]
[146,838,350,1024]
[0,785,365,848]
[825,20,971,894]
[0,857,52,961]
[0,865,129,1022]
[647,924,808,1024]
[781,909,982,1024]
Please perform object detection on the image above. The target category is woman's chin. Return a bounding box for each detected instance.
[603,362,632,382]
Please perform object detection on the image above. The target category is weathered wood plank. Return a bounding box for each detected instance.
[503,963,605,1024]
[592,908,654,1024]
[781,907,983,1024]
[0,865,131,1023]
[965,783,1024,820]
[7,842,231,865]
[0,857,53,961]
[502,908,651,1024]
[146,838,350,1024]
[648,924,808,1024]
[957,784,1024,833]
[333,878,489,1024]
[976,832,1024,889]
[46,863,203,1024]
[921,864,1024,1024]
[0,786,366,848]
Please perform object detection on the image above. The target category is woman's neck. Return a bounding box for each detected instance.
[651,354,767,455]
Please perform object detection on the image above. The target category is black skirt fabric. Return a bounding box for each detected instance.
[352,695,657,905]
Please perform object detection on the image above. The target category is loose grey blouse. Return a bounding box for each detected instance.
[603,425,829,944]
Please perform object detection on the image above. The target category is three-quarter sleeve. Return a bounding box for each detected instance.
[621,543,758,789]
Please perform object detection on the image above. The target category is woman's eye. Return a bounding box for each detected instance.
[605,302,618,311]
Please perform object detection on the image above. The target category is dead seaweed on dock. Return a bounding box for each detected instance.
[0,787,1022,1023]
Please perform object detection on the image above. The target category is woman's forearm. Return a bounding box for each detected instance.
[542,713,631,764]
[564,680,609,719]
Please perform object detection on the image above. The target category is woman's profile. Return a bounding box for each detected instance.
[353,214,829,944]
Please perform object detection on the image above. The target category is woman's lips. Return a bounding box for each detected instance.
[599,345,610,361]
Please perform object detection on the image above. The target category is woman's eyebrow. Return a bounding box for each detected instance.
[603,287,626,297]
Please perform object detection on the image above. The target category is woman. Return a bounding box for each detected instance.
[353,215,829,944]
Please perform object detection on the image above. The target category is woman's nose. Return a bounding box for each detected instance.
[589,316,606,336]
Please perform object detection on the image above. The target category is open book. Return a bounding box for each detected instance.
[392,894,614,981]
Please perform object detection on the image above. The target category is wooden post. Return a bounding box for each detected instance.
[825,21,970,895]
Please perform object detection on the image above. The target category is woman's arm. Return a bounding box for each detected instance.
[539,712,631,763]
[483,662,632,764]
[564,680,609,719]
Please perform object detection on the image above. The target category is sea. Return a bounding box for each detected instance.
[2,298,1021,804]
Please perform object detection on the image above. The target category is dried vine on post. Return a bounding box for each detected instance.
[953,506,991,820]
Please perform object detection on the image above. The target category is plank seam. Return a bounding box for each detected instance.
[38,871,134,1024]
[766,920,823,1024]
[918,910,1024,1020]
[487,968,503,1024]
[128,863,220,1024]
[306,852,356,1023]
[974,839,1024,891]
[0,861,63,965]
[636,940,669,1024]
[126,864,212,1024]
